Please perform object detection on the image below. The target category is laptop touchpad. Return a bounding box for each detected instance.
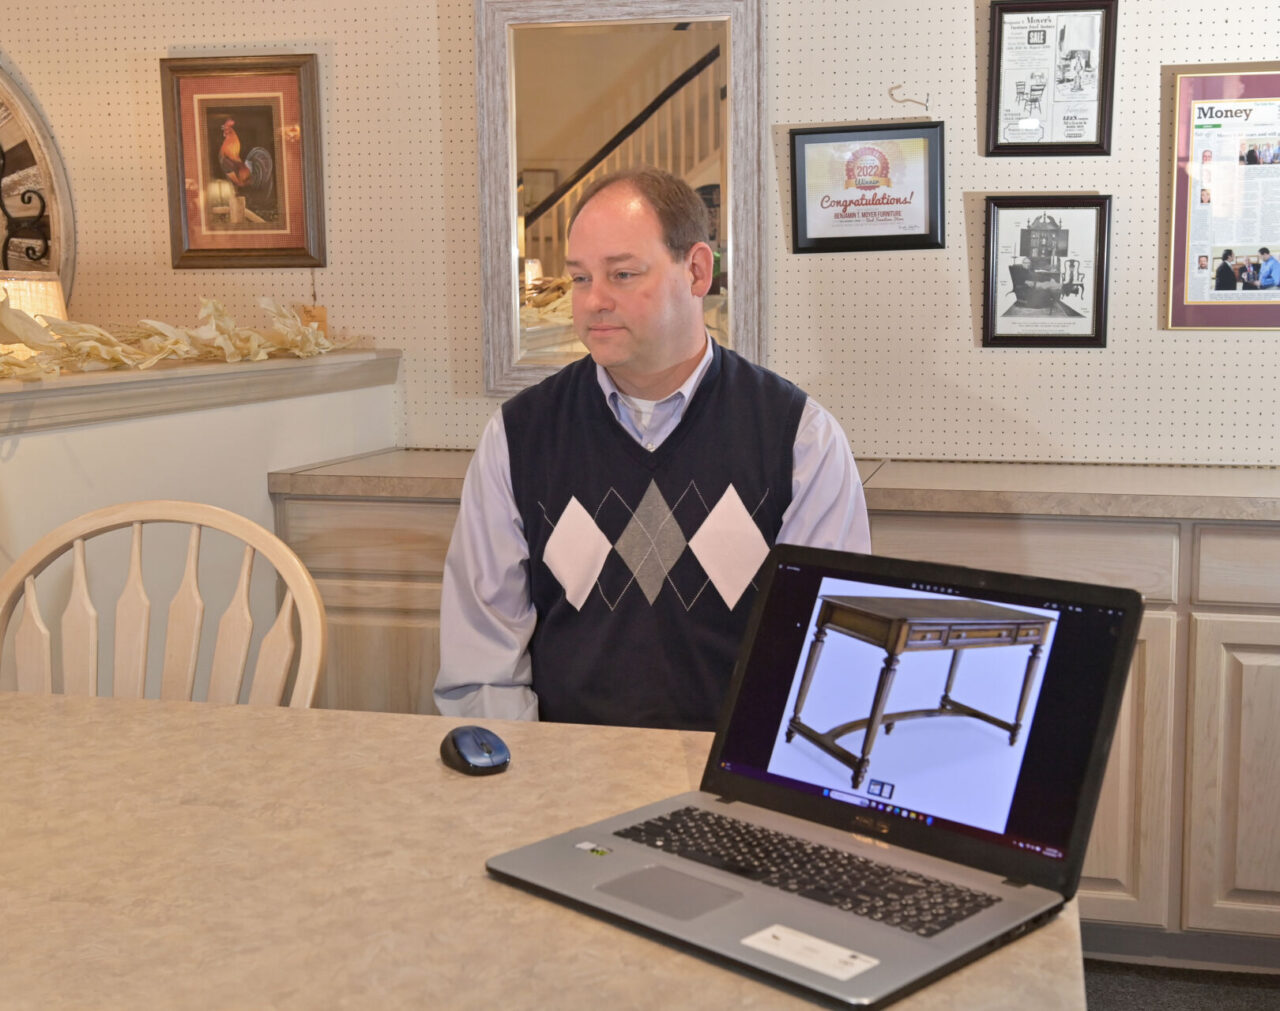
[597,865,742,920]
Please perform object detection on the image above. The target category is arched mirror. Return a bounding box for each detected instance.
[0,61,75,297]
[476,0,763,395]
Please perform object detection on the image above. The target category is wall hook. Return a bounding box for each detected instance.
[888,84,929,112]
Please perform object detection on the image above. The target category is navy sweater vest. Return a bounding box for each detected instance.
[503,343,807,730]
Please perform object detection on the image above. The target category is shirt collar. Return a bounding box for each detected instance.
[596,333,715,408]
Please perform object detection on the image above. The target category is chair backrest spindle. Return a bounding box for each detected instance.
[15,575,52,693]
[113,521,150,699]
[160,525,205,701]
[248,589,298,706]
[61,539,99,695]
[207,544,256,705]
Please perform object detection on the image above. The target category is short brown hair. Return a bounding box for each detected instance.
[568,167,710,259]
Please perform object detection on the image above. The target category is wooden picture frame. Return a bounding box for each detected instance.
[985,0,1118,157]
[983,194,1111,348]
[1166,63,1280,330]
[789,121,945,253]
[160,54,326,268]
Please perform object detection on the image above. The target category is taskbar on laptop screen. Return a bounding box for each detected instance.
[715,759,1069,862]
[711,552,1135,871]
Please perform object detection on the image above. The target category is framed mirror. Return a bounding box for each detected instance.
[0,62,75,297]
[476,0,763,396]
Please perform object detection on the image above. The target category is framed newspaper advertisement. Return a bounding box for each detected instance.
[789,121,945,253]
[1167,64,1280,330]
[985,0,1117,156]
[983,195,1111,348]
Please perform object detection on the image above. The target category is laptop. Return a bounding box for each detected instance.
[487,546,1142,1007]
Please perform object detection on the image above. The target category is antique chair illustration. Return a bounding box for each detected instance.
[1026,83,1045,115]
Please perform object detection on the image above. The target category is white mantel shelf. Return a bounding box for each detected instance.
[0,348,400,435]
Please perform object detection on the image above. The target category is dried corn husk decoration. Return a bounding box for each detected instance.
[0,294,346,381]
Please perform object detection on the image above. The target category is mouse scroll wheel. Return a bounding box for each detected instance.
[480,740,493,755]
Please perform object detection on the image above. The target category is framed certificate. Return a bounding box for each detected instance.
[985,0,1117,157]
[788,121,945,253]
[1166,63,1280,330]
[983,194,1111,348]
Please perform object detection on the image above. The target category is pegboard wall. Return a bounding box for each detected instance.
[4,1,1279,464]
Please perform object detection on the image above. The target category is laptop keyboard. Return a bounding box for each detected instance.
[614,806,1000,937]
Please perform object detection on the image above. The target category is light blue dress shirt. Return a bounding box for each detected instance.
[434,339,872,720]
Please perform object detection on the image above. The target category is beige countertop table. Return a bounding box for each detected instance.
[0,694,1085,1009]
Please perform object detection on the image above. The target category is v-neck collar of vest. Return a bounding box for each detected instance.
[598,340,724,471]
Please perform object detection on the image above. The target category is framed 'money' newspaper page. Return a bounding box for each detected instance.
[1167,63,1280,330]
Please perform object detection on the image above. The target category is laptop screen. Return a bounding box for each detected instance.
[703,547,1141,896]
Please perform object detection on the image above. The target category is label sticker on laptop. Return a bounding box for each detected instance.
[574,841,612,856]
[741,925,880,982]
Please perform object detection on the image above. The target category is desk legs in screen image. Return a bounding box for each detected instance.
[786,627,1047,790]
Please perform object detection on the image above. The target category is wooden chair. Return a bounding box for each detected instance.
[0,501,326,707]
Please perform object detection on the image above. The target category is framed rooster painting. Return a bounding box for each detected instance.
[160,54,325,268]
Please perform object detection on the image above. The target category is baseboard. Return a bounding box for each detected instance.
[1082,921,1280,974]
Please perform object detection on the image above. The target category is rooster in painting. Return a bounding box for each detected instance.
[218,118,274,212]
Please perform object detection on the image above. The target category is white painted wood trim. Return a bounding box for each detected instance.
[0,349,400,436]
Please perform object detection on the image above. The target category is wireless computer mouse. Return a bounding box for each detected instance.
[440,724,511,776]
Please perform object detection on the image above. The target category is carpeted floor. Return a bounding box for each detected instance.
[1083,959,1280,1010]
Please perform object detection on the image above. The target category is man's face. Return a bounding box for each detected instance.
[1264,252,1274,263]
[1198,256,1208,269]
[566,184,710,383]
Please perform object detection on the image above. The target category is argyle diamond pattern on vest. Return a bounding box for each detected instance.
[540,479,770,612]
[542,495,614,609]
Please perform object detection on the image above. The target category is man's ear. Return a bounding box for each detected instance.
[687,241,715,297]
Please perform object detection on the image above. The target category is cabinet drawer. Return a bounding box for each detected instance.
[278,498,458,577]
[869,513,1178,603]
[1195,525,1280,606]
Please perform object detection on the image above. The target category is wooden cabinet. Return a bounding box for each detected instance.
[1184,613,1280,936]
[1076,611,1177,927]
[269,450,468,714]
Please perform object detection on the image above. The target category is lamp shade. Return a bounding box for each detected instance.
[1,271,68,323]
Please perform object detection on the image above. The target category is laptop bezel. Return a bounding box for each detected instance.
[698,545,1143,900]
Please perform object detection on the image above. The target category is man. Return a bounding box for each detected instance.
[1197,255,1209,271]
[1259,248,1280,290]
[435,167,870,730]
[1215,250,1237,291]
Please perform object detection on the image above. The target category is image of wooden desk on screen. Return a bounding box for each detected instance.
[786,596,1054,789]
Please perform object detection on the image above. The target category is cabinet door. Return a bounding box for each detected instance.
[1184,614,1280,935]
[1077,611,1177,926]
[277,498,457,714]
[316,577,440,714]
